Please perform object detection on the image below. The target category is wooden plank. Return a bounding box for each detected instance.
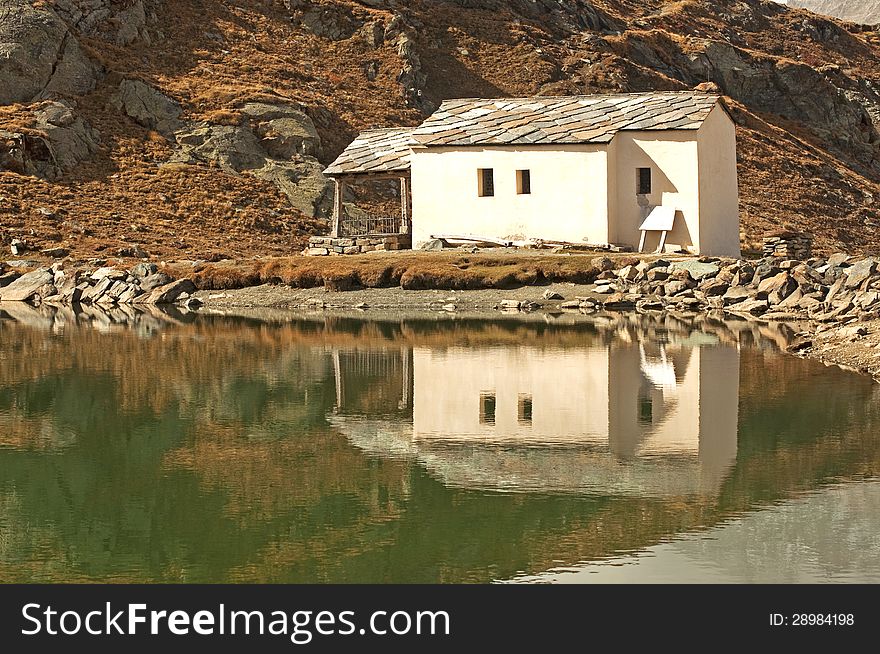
[639,205,676,232]
[430,233,513,247]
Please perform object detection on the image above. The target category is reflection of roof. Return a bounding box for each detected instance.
[331,417,732,498]
[324,127,414,176]
[410,92,721,147]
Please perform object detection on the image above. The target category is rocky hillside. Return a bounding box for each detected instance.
[783,1,880,25]
[1,0,879,261]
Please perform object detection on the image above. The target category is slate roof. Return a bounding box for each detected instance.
[410,91,721,147]
[324,92,722,176]
[324,127,414,177]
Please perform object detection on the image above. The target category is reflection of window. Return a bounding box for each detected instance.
[637,167,652,195]
[480,393,496,424]
[478,168,495,197]
[518,394,533,425]
[638,396,653,424]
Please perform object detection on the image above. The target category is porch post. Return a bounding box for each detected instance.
[399,176,412,235]
[331,178,345,238]
[333,349,344,413]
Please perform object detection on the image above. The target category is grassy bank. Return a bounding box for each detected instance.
[186,252,645,291]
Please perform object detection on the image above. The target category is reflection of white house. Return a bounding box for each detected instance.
[332,342,740,498]
[325,91,740,256]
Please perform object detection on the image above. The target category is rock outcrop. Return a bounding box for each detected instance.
[111,79,184,136]
[0,263,198,307]
[0,101,100,180]
[0,0,99,104]
[241,102,323,159]
[52,0,155,45]
[784,1,880,25]
[164,97,333,218]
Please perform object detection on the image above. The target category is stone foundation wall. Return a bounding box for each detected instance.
[306,234,412,256]
[763,232,812,260]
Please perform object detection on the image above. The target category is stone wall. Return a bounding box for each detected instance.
[763,232,812,260]
[306,234,412,256]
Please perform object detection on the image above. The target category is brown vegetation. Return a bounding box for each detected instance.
[1,0,880,261]
[187,251,636,290]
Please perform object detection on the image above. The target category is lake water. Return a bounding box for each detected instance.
[1,304,879,583]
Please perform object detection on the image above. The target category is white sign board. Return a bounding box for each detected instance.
[639,206,676,232]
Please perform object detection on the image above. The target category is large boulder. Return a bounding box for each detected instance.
[284,1,363,40]
[0,268,54,302]
[241,102,323,159]
[112,79,183,135]
[670,260,721,281]
[171,120,334,218]
[172,124,267,172]
[0,0,99,104]
[52,0,152,46]
[0,101,100,180]
[844,258,877,289]
[254,159,335,219]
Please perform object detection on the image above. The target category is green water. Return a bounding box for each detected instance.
[1,307,879,583]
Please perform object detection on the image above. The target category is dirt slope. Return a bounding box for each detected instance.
[1,0,879,262]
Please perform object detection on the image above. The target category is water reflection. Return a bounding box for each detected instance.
[510,480,880,584]
[335,340,740,497]
[1,303,879,583]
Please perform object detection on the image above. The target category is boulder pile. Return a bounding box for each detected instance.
[552,254,880,326]
[0,263,199,308]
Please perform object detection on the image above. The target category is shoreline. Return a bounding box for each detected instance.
[4,250,880,381]
[191,282,880,382]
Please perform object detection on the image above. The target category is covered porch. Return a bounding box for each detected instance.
[310,127,414,256]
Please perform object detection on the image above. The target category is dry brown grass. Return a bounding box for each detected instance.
[188,252,634,291]
[2,0,880,260]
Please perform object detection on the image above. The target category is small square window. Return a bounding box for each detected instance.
[479,393,496,424]
[478,168,495,197]
[637,167,652,195]
[517,169,531,195]
[518,394,533,425]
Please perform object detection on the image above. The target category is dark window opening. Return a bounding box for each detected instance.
[638,396,653,424]
[637,167,652,195]
[517,169,531,195]
[518,394,533,425]
[478,168,495,197]
[480,393,496,424]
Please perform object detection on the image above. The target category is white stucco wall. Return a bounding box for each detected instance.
[408,105,740,256]
[609,131,700,253]
[410,145,611,247]
[697,106,741,257]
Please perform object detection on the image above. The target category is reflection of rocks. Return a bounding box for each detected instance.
[0,298,197,337]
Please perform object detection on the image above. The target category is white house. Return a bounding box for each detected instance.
[324,90,740,257]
